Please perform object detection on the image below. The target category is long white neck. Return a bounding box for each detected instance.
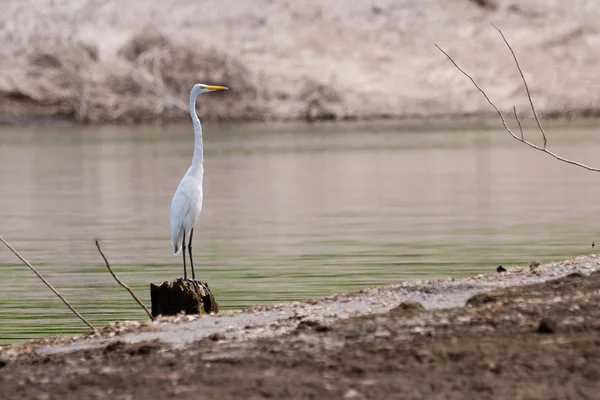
[187,86,204,178]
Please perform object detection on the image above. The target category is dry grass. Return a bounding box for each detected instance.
[0,25,262,123]
[1,0,600,124]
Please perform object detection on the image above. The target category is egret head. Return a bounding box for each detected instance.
[192,83,228,95]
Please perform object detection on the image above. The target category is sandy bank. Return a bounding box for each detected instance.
[2,0,600,125]
[6,254,597,354]
[1,255,599,398]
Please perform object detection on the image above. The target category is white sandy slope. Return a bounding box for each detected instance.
[1,0,600,123]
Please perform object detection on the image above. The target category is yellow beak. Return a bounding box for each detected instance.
[203,85,228,91]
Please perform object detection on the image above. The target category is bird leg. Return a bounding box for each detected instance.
[187,229,209,295]
[182,230,187,281]
[189,228,196,281]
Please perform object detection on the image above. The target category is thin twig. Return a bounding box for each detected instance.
[436,30,600,173]
[0,236,96,332]
[94,239,154,321]
[435,44,516,137]
[491,23,547,149]
[513,106,524,140]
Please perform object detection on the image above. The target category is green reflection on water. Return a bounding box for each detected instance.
[1,119,599,344]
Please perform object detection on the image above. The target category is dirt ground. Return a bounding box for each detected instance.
[1,257,600,399]
[2,0,600,124]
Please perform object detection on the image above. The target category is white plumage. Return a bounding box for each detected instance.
[170,172,203,254]
[170,83,228,280]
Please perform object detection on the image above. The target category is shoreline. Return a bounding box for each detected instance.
[2,254,598,355]
[3,111,600,131]
[2,254,600,398]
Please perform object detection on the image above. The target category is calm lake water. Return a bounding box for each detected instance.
[1,121,599,344]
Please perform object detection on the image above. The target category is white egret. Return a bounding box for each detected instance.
[170,83,228,281]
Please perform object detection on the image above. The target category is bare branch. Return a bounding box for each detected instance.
[435,44,511,132]
[95,239,154,321]
[0,236,96,333]
[491,23,547,149]
[513,106,524,140]
[436,30,600,173]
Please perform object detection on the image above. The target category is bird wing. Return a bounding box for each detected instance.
[170,188,190,255]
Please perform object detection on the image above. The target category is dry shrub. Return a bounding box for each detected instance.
[3,36,101,122]
[114,26,264,122]
[1,27,263,123]
[118,29,171,63]
[299,79,345,121]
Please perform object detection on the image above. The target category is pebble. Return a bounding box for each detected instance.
[343,388,361,399]
[537,318,557,334]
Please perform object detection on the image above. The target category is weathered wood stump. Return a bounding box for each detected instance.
[150,279,218,318]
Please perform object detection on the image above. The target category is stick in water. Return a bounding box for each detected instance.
[0,236,96,332]
[94,239,154,321]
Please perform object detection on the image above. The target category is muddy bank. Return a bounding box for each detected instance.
[1,255,599,399]
[2,0,600,125]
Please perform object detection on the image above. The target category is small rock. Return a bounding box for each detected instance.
[0,359,6,368]
[537,318,557,334]
[529,261,543,276]
[208,332,225,341]
[343,388,361,399]
[487,361,502,374]
[100,366,115,375]
[389,301,425,315]
[564,272,584,280]
[531,268,543,276]
[295,320,330,332]
[466,292,499,307]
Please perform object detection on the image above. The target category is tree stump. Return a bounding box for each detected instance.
[150,279,218,318]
